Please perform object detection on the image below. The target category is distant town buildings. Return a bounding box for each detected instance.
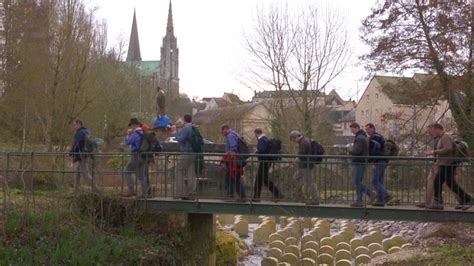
[356,73,453,140]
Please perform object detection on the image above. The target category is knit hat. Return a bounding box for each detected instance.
[128,118,141,126]
[289,130,302,139]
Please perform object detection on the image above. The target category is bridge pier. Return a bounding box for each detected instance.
[187,213,216,265]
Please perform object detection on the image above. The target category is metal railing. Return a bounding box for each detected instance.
[1,151,473,210]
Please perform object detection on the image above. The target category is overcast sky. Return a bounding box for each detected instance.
[91,0,377,101]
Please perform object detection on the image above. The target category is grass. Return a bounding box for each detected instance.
[406,244,474,265]
[0,191,188,265]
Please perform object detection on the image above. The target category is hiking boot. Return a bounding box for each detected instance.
[384,195,393,204]
[455,202,472,211]
[371,201,385,207]
[427,204,444,210]
[251,198,261,202]
[415,202,427,208]
[121,191,136,197]
[367,191,377,203]
[235,198,247,203]
[350,201,364,208]
[305,200,320,206]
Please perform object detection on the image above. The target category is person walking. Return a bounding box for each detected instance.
[349,123,376,207]
[416,124,439,208]
[365,123,391,206]
[423,123,471,210]
[175,114,202,200]
[123,118,149,197]
[70,119,98,194]
[289,130,319,205]
[220,125,246,201]
[252,128,282,202]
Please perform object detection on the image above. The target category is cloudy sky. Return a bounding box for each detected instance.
[91,0,377,101]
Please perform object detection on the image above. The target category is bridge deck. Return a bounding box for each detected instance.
[137,197,474,223]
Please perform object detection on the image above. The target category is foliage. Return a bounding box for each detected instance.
[360,0,474,147]
[407,244,474,264]
[0,0,148,152]
[0,209,171,265]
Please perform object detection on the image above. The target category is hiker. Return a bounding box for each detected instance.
[349,123,376,207]
[365,123,391,206]
[69,119,98,193]
[289,130,319,205]
[220,125,246,201]
[416,124,439,208]
[174,114,202,200]
[423,123,472,210]
[252,128,282,202]
[123,118,149,197]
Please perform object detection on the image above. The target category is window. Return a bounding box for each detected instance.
[361,111,364,117]
[375,93,379,100]
[366,110,369,117]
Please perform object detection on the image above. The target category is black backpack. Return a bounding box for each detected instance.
[267,138,282,161]
[84,135,98,154]
[188,126,204,153]
[139,131,163,157]
[383,139,399,157]
[310,139,325,164]
[237,136,250,160]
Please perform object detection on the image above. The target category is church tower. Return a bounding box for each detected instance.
[126,9,141,62]
[157,0,179,97]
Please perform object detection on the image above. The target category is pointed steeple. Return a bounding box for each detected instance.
[166,0,174,35]
[126,9,142,62]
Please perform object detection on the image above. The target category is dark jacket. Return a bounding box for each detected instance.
[256,135,270,161]
[370,132,387,162]
[298,137,313,169]
[351,129,369,163]
[70,127,90,162]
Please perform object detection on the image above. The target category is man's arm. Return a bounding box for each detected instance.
[176,126,191,144]
[351,136,364,155]
[434,136,454,156]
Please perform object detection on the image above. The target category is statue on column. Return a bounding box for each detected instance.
[155,86,166,116]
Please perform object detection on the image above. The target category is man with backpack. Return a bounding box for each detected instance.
[365,123,392,206]
[221,125,246,201]
[349,123,376,207]
[175,114,203,200]
[252,128,282,202]
[123,118,149,197]
[70,119,99,194]
[289,130,319,205]
[423,123,471,210]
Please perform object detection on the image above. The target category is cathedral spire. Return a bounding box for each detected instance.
[126,9,142,62]
[166,0,174,35]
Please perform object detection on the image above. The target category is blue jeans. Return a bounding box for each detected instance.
[352,163,370,202]
[372,161,389,202]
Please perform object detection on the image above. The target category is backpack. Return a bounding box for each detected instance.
[82,128,98,154]
[310,139,325,164]
[383,139,399,157]
[267,138,282,161]
[237,136,250,160]
[189,126,204,153]
[139,131,163,157]
[452,137,470,162]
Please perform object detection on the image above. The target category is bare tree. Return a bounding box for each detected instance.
[245,3,351,139]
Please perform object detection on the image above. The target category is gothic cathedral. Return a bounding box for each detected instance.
[126,1,179,98]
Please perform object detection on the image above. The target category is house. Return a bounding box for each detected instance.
[193,103,271,143]
[202,93,244,111]
[356,73,451,140]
